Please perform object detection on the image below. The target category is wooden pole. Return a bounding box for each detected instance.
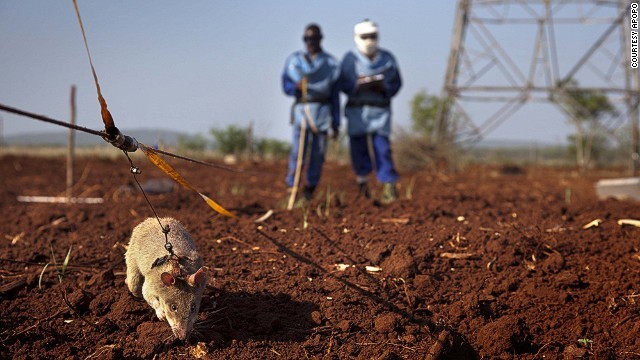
[287,115,307,210]
[287,78,309,210]
[67,85,76,201]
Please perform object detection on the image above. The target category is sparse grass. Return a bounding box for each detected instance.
[405,176,416,200]
[302,208,309,230]
[325,184,331,217]
[231,184,245,196]
[38,245,73,289]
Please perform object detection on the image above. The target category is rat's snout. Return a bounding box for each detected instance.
[172,326,190,341]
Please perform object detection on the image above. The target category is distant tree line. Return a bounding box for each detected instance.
[397,84,628,171]
[176,125,290,160]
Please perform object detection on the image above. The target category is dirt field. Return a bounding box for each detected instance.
[1,153,640,359]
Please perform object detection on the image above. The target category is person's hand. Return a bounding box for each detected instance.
[331,127,339,140]
[370,82,385,94]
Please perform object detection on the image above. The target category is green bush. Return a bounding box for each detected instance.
[210,125,248,155]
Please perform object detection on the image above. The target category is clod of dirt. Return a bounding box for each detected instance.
[540,251,565,273]
[563,344,587,358]
[414,274,435,292]
[554,271,583,288]
[336,319,353,333]
[476,315,533,357]
[374,312,402,334]
[365,242,392,264]
[380,245,418,277]
[310,310,323,325]
[89,291,117,316]
[65,287,94,313]
[86,269,115,287]
[132,321,173,358]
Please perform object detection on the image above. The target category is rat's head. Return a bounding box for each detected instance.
[158,267,207,341]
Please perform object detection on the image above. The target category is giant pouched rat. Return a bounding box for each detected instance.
[125,217,207,341]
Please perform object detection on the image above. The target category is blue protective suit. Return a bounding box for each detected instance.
[340,48,402,184]
[282,50,340,188]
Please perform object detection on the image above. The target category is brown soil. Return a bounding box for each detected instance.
[1,154,640,359]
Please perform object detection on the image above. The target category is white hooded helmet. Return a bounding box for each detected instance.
[354,19,379,57]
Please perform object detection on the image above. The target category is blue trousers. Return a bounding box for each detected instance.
[349,134,399,184]
[285,126,327,188]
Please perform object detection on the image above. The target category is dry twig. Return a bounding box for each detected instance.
[425,329,451,360]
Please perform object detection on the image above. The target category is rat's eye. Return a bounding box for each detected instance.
[190,303,196,313]
[171,304,178,312]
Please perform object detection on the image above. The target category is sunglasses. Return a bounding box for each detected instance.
[359,33,378,40]
[303,36,321,43]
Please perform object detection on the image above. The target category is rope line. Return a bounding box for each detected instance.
[123,151,173,249]
[0,102,242,171]
[150,147,243,172]
[72,0,115,131]
[0,103,104,137]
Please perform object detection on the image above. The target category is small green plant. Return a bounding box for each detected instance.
[39,245,73,289]
[577,337,593,349]
[565,187,572,205]
[315,185,333,218]
[324,184,331,217]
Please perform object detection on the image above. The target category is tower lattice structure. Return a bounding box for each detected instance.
[438,0,640,170]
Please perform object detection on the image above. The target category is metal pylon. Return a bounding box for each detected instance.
[438,0,640,171]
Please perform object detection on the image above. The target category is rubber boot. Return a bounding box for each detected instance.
[381,182,398,204]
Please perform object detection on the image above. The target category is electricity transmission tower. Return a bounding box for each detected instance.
[438,0,640,171]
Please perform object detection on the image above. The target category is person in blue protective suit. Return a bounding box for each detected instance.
[282,23,340,202]
[339,19,402,204]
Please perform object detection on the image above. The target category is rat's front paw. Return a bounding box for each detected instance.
[155,308,166,321]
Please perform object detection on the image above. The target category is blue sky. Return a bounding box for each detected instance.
[0,1,631,145]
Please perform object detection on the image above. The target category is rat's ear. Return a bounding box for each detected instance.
[161,272,175,287]
[187,267,207,288]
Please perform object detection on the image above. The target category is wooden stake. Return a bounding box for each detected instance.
[287,116,307,210]
[17,196,103,204]
[287,78,310,210]
[67,85,76,202]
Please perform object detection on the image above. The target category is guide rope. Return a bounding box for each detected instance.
[123,151,175,261]
[0,102,241,172]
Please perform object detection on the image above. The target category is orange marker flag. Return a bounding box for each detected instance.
[139,144,235,218]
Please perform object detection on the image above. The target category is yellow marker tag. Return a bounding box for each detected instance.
[140,144,235,217]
